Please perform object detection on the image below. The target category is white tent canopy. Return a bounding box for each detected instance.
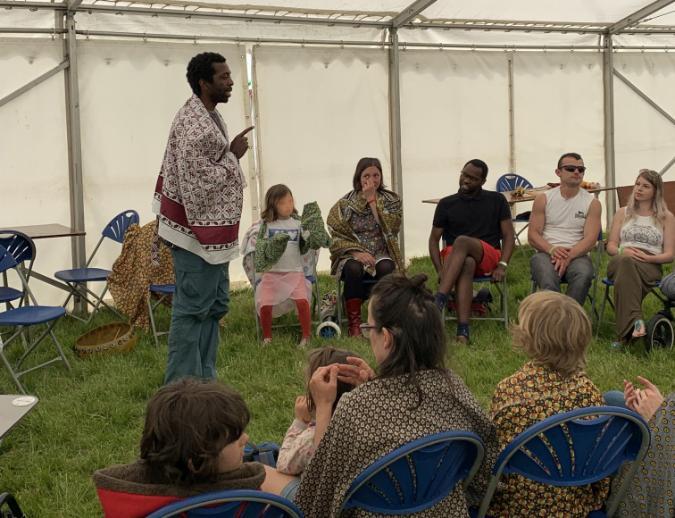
[2,0,675,305]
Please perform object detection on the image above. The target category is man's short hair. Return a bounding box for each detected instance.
[186,52,227,96]
[140,378,249,484]
[463,159,489,179]
[557,152,583,169]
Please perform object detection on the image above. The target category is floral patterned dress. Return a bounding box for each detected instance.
[488,362,609,517]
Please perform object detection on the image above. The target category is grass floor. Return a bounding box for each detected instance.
[1,248,674,516]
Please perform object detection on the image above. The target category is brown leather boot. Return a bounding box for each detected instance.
[345,298,363,337]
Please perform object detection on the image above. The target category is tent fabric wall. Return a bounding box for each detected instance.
[613,52,675,188]
[0,38,71,306]
[253,45,390,274]
[399,50,510,260]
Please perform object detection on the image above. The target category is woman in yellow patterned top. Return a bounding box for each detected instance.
[488,291,608,517]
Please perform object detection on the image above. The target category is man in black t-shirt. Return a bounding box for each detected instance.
[428,159,515,343]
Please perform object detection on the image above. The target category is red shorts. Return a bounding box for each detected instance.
[440,240,501,277]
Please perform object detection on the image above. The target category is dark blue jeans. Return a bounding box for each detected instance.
[164,248,230,384]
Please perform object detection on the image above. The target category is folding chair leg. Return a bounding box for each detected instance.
[0,341,26,394]
[147,297,160,348]
[595,284,610,339]
[501,282,508,328]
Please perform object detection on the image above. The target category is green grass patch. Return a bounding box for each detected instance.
[0,248,673,516]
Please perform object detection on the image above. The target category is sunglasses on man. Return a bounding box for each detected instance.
[560,165,586,174]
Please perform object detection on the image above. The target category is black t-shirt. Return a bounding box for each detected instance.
[432,189,511,249]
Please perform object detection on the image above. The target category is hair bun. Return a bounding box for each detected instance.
[410,273,428,288]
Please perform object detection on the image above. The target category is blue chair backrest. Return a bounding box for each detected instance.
[0,244,19,274]
[102,210,139,243]
[496,174,533,192]
[146,489,303,518]
[340,431,485,515]
[476,406,650,518]
[0,231,35,265]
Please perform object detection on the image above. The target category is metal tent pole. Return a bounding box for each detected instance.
[61,11,87,311]
[602,33,616,230]
[388,27,405,265]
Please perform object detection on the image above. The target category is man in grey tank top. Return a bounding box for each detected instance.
[528,152,602,306]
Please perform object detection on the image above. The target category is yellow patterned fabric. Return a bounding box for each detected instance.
[327,189,403,277]
[488,362,609,517]
[108,220,175,330]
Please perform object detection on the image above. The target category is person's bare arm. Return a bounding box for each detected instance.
[428,226,444,275]
[606,207,625,256]
[527,193,553,254]
[568,198,602,260]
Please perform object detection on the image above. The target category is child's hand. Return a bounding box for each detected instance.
[294,395,312,423]
[272,233,290,244]
[309,365,338,409]
[337,357,375,386]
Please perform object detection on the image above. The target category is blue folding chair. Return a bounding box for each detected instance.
[148,284,175,347]
[0,231,36,310]
[146,489,303,518]
[338,430,485,515]
[496,173,534,246]
[442,275,509,329]
[54,210,139,323]
[0,244,71,394]
[476,406,651,518]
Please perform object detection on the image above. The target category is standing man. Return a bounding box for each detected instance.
[528,152,602,306]
[429,159,515,343]
[153,52,253,383]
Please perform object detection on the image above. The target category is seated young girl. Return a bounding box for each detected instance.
[255,184,329,346]
[489,291,608,517]
[92,379,265,518]
[276,347,361,476]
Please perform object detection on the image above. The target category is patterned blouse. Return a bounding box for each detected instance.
[617,394,675,518]
[276,419,316,476]
[294,369,499,517]
[488,361,609,517]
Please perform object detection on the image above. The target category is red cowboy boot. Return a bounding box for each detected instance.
[345,298,363,337]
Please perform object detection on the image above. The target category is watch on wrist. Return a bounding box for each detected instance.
[498,260,508,269]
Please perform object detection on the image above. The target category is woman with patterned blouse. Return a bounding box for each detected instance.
[288,273,499,517]
[327,157,403,337]
[489,290,609,517]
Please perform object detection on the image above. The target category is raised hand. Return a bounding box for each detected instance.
[336,356,375,387]
[624,376,664,421]
[309,365,338,409]
[230,125,254,159]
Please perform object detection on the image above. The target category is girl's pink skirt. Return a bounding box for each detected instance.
[255,271,311,318]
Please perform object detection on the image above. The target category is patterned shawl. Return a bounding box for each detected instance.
[326,189,403,276]
[153,95,245,265]
[108,220,174,330]
[294,369,499,517]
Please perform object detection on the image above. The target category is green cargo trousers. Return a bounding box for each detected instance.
[164,247,230,384]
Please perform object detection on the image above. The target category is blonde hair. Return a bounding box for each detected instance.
[625,169,668,228]
[512,291,591,377]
